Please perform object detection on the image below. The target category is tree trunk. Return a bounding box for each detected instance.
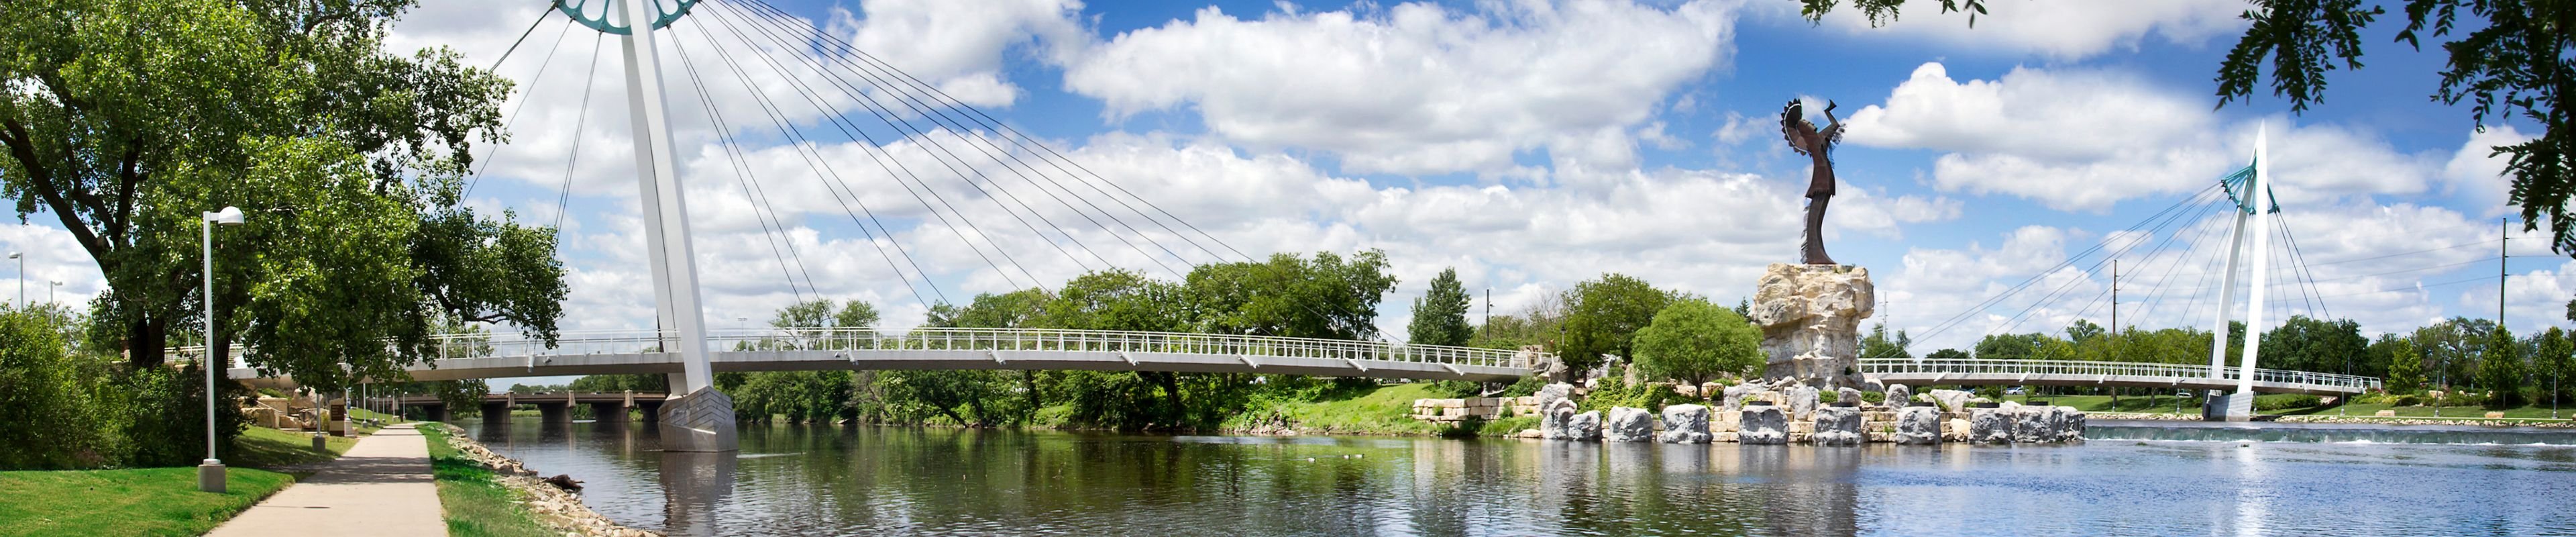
[126,316,170,368]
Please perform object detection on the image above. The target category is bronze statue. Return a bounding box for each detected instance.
[1780,99,1845,265]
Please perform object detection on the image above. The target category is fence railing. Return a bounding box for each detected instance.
[184,326,1542,373]
[1857,358,2382,391]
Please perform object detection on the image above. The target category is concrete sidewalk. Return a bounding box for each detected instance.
[207,424,445,537]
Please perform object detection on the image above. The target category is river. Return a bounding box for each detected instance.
[460,419,2576,536]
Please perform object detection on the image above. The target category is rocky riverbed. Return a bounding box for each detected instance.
[429,423,662,537]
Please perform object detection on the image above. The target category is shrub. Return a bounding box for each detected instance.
[1498,376,1546,397]
[2253,394,2323,411]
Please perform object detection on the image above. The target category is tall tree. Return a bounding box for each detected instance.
[1860,323,1911,358]
[1407,267,1474,347]
[1184,250,1395,340]
[2535,326,2572,406]
[1631,298,1764,385]
[1801,0,2576,257]
[0,0,561,380]
[1558,273,1674,373]
[2375,334,2426,393]
[2480,326,2526,407]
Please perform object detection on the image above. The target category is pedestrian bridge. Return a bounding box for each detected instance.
[1860,358,2380,395]
[223,327,1539,389]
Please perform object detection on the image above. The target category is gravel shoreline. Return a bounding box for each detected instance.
[429,423,662,537]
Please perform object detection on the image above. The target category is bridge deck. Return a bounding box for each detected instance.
[225,327,1536,388]
[1860,358,2378,395]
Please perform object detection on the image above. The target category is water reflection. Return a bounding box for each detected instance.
[458,421,2576,536]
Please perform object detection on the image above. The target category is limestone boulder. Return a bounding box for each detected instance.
[1701,382,1725,401]
[2052,406,2086,442]
[1812,406,1864,446]
[1722,384,1758,410]
[2011,405,2055,444]
[1605,407,1656,442]
[1970,408,2013,444]
[1886,384,1912,407]
[1565,411,1603,441]
[1895,406,1941,445]
[1658,404,1712,444]
[1943,418,1972,443]
[1748,264,1874,388]
[1534,383,1575,411]
[1540,398,1578,440]
[1785,385,1820,420]
[1837,387,1865,407]
[1929,389,1974,413]
[1739,405,1788,445]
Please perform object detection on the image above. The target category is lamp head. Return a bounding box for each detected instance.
[205,206,246,226]
[6,252,17,259]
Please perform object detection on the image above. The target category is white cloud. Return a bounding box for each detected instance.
[1063,0,1738,176]
[2442,125,2535,215]
[1846,62,2439,212]
[826,0,1089,107]
[1796,0,2246,60]
[0,224,105,309]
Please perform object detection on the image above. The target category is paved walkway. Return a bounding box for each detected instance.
[207,424,444,537]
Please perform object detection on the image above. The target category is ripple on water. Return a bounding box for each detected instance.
[460,420,2576,536]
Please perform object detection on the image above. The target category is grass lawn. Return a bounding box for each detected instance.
[1230,383,1448,436]
[419,424,559,537]
[0,425,354,537]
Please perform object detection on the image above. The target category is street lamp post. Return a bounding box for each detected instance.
[198,207,245,493]
[8,252,20,306]
[48,281,60,305]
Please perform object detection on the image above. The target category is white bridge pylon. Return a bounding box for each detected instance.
[2206,126,2279,421]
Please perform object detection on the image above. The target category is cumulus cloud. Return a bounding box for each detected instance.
[1063,0,1738,176]
[1846,62,2439,212]
[2442,125,2535,215]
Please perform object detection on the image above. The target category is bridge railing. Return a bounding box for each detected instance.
[1856,358,2381,391]
[186,326,1541,372]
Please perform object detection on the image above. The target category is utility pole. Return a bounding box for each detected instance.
[1483,288,1492,337]
[2500,217,2509,332]
[2111,259,2120,339]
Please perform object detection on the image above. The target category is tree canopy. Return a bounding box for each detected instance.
[1631,298,1764,385]
[0,0,564,389]
[1407,267,1474,347]
[1558,273,1676,372]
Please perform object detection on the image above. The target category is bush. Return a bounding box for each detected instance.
[1497,376,1546,397]
[1581,378,1688,413]
[2253,393,2323,411]
[0,305,244,469]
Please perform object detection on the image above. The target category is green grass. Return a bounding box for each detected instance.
[419,424,559,537]
[0,425,351,537]
[1230,383,1450,436]
[0,467,296,537]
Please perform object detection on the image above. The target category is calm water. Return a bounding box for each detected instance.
[461,419,2576,536]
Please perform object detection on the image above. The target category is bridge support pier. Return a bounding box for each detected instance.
[480,401,512,424]
[636,398,664,423]
[535,401,571,424]
[588,401,631,423]
[657,388,737,452]
[416,403,448,423]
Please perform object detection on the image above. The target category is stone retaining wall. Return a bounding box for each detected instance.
[1408,396,1543,424]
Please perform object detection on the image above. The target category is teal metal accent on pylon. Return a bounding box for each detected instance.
[2217,161,2279,215]
[555,0,698,35]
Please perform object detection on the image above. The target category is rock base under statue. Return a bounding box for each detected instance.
[657,387,739,452]
[1750,263,1875,389]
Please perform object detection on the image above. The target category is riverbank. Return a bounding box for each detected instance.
[420,422,660,537]
[0,426,360,537]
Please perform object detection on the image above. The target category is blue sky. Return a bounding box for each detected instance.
[5,0,2569,383]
